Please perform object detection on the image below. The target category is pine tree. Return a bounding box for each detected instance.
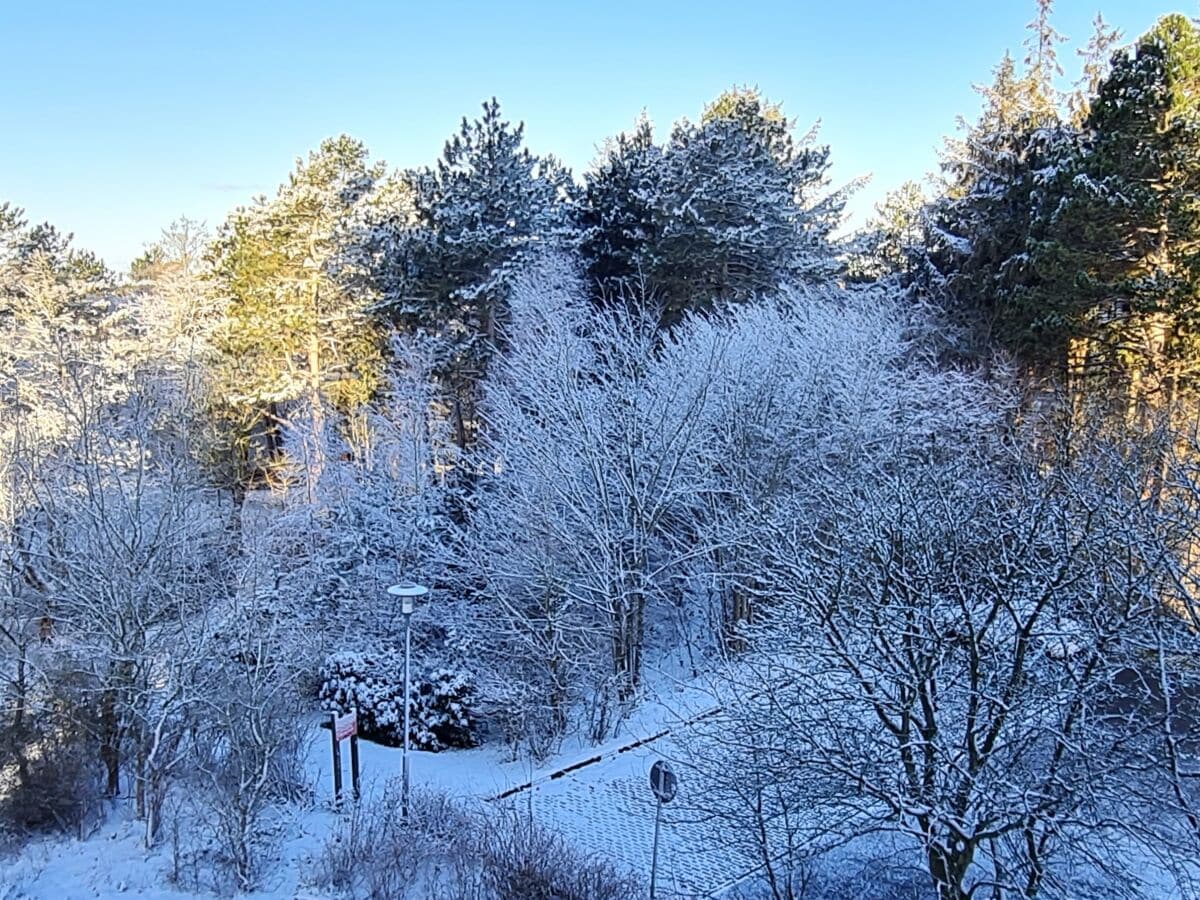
[576,113,662,303]
[578,89,844,329]
[380,98,575,448]
[647,88,843,327]
[0,206,117,410]
[208,136,388,493]
[1029,14,1200,418]
[130,216,209,282]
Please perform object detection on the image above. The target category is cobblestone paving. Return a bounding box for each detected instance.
[515,736,758,897]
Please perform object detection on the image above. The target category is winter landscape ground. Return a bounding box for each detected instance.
[7,1,1200,898]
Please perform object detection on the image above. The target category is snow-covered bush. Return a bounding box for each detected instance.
[316,786,473,898]
[478,807,642,900]
[318,650,480,750]
[315,784,641,899]
[189,636,310,893]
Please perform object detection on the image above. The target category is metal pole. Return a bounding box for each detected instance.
[650,797,663,899]
[349,704,361,802]
[402,610,412,820]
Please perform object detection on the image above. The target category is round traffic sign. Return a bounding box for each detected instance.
[649,760,678,804]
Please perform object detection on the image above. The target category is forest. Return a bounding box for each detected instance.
[5,3,1200,899]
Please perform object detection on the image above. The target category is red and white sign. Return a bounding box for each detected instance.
[334,711,357,742]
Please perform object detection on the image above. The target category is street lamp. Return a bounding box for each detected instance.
[387,580,428,820]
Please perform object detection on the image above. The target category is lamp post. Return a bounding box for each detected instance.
[387,581,428,820]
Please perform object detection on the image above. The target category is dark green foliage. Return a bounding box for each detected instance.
[319,650,481,751]
[577,115,661,302]
[376,98,574,448]
[577,89,843,329]
[385,99,574,375]
[852,180,929,282]
[926,45,1072,366]
[0,203,113,326]
[1027,14,1200,391]
[929,11,1200,409]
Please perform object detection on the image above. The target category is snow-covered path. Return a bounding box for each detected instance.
[306,677,758,897]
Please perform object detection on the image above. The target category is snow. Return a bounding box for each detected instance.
[0,670,734,899]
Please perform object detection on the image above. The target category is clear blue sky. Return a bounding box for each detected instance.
[0,1,1166,271]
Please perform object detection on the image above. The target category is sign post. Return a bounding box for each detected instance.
[648,760,678,899]
[349,706,361,801]
[329,709,359,807]
[329,712,342,807]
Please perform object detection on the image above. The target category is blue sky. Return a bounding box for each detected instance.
[1,1,1165,270]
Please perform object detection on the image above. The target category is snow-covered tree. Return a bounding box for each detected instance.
[463,256,719,742]
[1027,14,1200,424]
[927,33,1072,367]
[681,424,1200,900]
[577,113,663,304]
[852,180,929,282]
[682,284,975,651]
[208,135,389,496]
[0,206,126,834]
[0,207,237,846]
[377,99,575,449]
[580,90,846,329]
[247,332,453,650]
[650,88,845,313]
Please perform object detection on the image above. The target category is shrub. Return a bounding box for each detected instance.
[479,810,641,900]
[0,722,102,837]
[315,787,640,900]
[316,786,475,899]
[318,651,480,751]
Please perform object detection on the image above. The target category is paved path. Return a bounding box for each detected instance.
[494,725,759,898]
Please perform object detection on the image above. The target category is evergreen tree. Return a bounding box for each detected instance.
[576,113,662,303]
[130,216,209,282]
[0,205,117,408]
[1023,0,1066,112]
[578,89,844,329]
[647,89,843,327]
[1067,14,1123,127]
[1028,14,1200,416]
[853,180,928,281]
[927,1,1072,365]
[208,136,388,492]
[380,98,574,448]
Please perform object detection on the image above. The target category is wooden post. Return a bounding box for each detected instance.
[329,711,342,808]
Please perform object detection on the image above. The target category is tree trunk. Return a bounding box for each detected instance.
[927,841,972,900]
[306,318,326,500]
[99,687,121,797]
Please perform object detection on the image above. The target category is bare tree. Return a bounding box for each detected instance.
[682,427,1200,900]
[187,612,309,891]
[466,256,721,742]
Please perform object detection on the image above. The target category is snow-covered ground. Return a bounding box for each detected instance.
[0,673,746,899]
[7,665,1190,900]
